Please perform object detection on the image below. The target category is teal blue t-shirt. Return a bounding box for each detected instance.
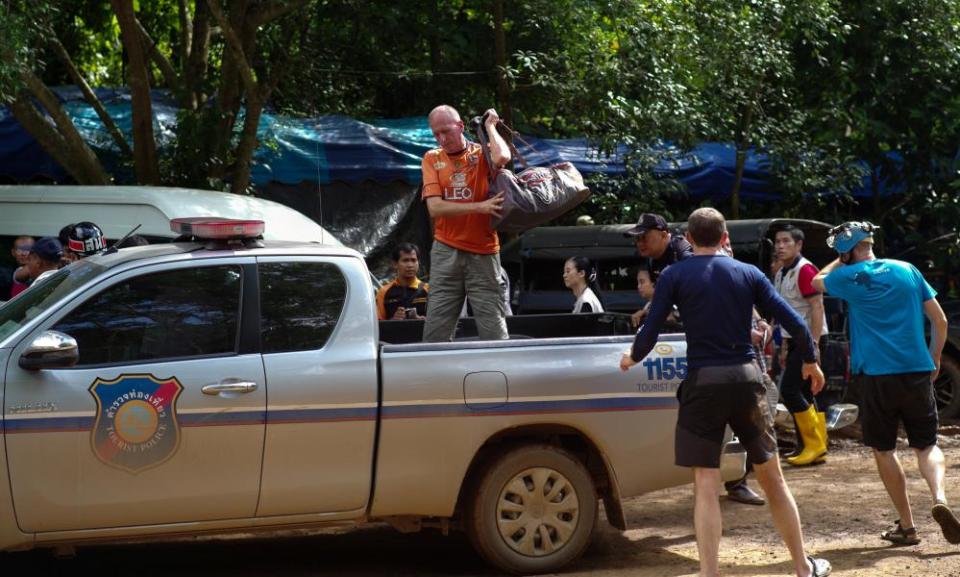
[824,259,936,376]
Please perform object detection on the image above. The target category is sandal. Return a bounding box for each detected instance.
[806,555,831,577]
[932,501,960,544]
[880,519,920,545]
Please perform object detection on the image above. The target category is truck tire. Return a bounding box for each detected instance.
[935,355,960,419]
[466,444,598,575]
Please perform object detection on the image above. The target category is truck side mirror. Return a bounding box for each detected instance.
[19,330,79,370]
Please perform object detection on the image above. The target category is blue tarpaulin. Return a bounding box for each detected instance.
[248,115,632,187]
[0,86,894,200]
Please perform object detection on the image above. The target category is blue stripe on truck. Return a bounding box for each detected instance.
[1,395,674,433]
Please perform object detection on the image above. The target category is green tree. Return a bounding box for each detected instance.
[800,1,960,227]
[0,1,113,184]
[0,0,311,194]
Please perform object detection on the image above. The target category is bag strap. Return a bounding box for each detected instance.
[472,116,498,181]
[494,121,534,169]
[472,116,536,175]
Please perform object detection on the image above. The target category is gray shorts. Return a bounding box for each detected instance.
[675,362,777,468]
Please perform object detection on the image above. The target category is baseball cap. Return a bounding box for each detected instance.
[624,213,668,237]
[30,236,63,264]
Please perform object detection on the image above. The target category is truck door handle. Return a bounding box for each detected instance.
[201,380,259,395]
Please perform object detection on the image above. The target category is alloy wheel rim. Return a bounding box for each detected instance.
[495,466,580,556]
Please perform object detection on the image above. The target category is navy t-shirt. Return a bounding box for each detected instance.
[631,254,816,369]
[647,235,693,279]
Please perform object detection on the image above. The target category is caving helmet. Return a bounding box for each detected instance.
[66,221,106,257]
[826,221,878,254]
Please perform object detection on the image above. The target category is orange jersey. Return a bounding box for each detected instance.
[421,143,499,255]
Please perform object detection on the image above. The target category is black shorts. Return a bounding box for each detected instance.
[675,362,777,468]
[859,372,938,451]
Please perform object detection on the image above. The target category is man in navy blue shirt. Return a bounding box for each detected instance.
[621,208,830,577]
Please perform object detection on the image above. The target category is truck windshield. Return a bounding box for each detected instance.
[0,260,106,343]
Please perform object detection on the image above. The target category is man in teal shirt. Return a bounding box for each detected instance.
[813,221,958,547]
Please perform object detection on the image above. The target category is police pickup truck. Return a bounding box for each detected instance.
[0,218,744,574]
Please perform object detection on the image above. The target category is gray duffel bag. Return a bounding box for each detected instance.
[474,117,590,234]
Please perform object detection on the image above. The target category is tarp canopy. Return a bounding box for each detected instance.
[0,86,899,199]
[0,86,903,278]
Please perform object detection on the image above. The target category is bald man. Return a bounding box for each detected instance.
[420,105,512,342]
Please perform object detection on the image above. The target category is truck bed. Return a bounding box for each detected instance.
[378,312,636,344]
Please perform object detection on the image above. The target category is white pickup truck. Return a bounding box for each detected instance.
[0,219,744,574]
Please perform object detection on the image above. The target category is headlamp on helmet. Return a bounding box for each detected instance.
[826,221,878,254]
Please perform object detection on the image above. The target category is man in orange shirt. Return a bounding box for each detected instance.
[376,243,429,320]
[421,105,511,342]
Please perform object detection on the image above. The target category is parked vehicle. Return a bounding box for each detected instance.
[506,219,958,421]
[932,299,960,418]
[0,185,348,304]
[0,218,744,574]
[502,219,837,314]
[0,185,336,244]
[504,219,850,403]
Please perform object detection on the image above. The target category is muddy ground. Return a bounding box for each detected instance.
[6,432,960,576]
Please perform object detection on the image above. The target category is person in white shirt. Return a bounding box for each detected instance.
[563,256,604,313]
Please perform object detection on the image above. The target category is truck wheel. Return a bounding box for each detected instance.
[466,444,598,575]
[935,355,960,419]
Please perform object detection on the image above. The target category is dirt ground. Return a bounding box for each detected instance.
[575,436,960,577]
[6,432,960,577]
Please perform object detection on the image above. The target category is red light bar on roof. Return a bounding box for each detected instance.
[170,217,265,240]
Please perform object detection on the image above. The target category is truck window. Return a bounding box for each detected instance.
[52,266,242,365]
[259,262,347,353]
[0,261,105,343]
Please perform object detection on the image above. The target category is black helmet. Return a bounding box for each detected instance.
[66,221,106,257]
[59,223,75,247]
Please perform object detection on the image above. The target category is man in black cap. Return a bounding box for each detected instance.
[625,213,693,327]
[14,237,63,297]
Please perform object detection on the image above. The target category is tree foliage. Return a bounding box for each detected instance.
[0,0,958,266]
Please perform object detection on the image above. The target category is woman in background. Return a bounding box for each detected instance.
[563,256,605,313]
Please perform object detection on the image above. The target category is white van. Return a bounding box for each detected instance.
[0,185,339,245]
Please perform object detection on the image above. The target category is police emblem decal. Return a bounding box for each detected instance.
[89,374,183,473]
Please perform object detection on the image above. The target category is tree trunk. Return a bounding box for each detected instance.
[251,0,312,25]
[208,0,252,179]
[178,0,193,70]
[730,148,744,220]
[205,0,307,192]
[428,2,442,99]
[730,97,757,220]
[48,38,133,159]
[8,93,111,184]
[134,17,182,94]
[184,2,211,110]
[207,0,269,194]
[492,0,512,126]
[231,96,265,194]
[112,0,161,184]
[228,9,299,195]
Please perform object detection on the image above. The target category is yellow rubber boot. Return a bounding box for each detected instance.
[787,406,826,466]
[815,411,828,464]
